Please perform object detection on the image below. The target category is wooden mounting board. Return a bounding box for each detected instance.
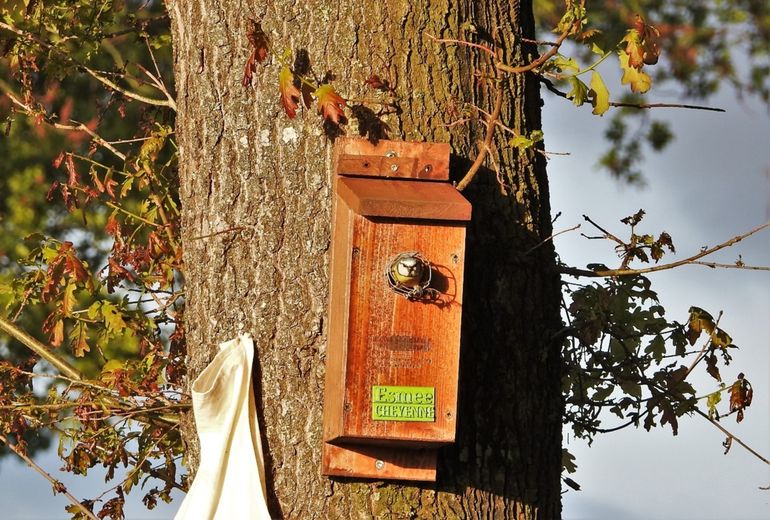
[333,137,450,180]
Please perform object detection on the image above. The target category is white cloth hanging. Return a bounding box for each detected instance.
[174,334,272,520]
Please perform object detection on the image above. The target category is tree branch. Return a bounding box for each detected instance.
[560,221,770,278]
[424,32,496,58]
[539,76,726,112]
[694,408,770,466]
[0,316,83,381]
[495,26,573,74]
[0,82,127,161]
[0,21,175,111]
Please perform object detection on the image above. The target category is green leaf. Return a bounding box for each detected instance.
[562,448,578,473]
[706,387,723,419]
[100,301,127,334]
[619,379,642,399]
[592,385,614,402]
[61,283,77,316]
[552,55,579,73]
[589,71,610,115]
[567,76,589,106]
[71,322,90,357]
[509,130,544,152]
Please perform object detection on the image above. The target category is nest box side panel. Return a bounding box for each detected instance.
[339,214,466,446]
[322,196,355,442]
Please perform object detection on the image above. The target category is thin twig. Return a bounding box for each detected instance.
[610,102,725,112]
[560,221,770,278]
[525,224,581,255]
[583,214,626,246]
[0,434,99,520]
[190,226,248,241]
[456,87,504,191]
[690,261,770,271]
[424,32,496,58]
[694,408,770,466]
[521,37,560,47]
[540,76,725,112]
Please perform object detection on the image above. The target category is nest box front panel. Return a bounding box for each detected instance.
[337,214,465,446]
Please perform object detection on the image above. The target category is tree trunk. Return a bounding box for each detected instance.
[167,0,562,518]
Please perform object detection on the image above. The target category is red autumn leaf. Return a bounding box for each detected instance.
[103,169,117,199]
[624,15,661,69]
[728,373,753,423]
[314,84,347,124]
[91,168,105,193]
[64,153,79,185]
[105,213,121,237]
[242,53,257,87]
[247,21,269,64]
[243,21,269,87]
[53,152,65,168]
[50,319,64,347]
[278,66,301,118]
[46,180,60,201]
[41,258,65,302]
[365,74,387,90]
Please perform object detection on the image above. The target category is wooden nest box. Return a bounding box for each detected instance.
[323,137,471,482]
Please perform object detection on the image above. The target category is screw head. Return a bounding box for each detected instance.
[375,459,385,470]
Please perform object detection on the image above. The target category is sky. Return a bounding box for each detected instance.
[545,78,770,519]
[1,49,770,520]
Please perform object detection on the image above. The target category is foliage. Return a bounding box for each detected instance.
[1,1,185,518]
[536,0,770,183]
[560,211,758,478]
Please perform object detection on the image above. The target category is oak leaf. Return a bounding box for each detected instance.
[619,51,652,93]
[314,84,347,124]
[728,373,753,423]
[278,66,301,119]
[634,15,661,66]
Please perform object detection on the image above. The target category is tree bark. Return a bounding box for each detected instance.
[168,0,562,518]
